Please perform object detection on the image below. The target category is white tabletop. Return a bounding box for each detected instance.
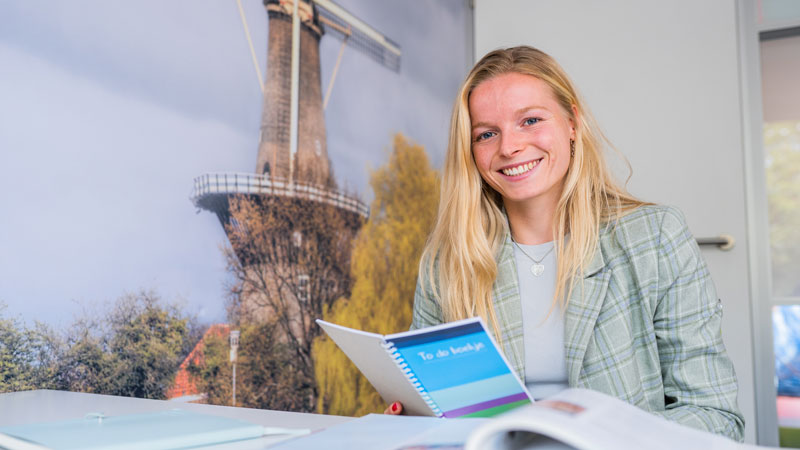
[0,390,353,448]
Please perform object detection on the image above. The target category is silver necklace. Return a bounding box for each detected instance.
[512,240,554,277]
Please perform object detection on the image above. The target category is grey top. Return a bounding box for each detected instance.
[512,241,569,400]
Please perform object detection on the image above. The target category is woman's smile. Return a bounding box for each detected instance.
[498,158,543,178]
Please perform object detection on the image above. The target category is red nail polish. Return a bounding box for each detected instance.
[391,402,399,412]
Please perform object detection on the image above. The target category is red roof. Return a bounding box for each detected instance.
[166,324,230,401]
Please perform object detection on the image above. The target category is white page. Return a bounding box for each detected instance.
[466,389,760,450]
[316,320,435,416]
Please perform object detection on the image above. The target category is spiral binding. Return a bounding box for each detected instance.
[381,341,443,417]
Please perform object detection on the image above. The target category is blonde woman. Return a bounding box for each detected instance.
[385,46,743,442]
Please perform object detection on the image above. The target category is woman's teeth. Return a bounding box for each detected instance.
[501,160,539,176]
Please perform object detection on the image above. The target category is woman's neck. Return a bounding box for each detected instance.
[505,198,557,245]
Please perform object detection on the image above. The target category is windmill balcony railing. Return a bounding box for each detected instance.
[191,172,369,219]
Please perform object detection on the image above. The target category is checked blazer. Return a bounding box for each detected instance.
[411,205,744,441]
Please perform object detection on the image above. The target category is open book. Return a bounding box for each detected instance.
[316,317,533,418]
[465,388,757,450]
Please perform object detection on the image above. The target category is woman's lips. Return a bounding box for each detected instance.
[499,158,542,177]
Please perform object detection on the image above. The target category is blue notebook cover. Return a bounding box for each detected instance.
[0,409,266,450]
[384,318,532,418]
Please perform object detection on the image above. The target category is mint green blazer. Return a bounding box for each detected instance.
[411,205,744,441]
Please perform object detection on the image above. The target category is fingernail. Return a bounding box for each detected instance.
[391,402,399,412]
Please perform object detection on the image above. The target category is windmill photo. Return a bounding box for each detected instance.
[191,0,401,338]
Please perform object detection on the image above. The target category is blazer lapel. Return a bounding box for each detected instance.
[565,243,610,387]
[492,234,526,380]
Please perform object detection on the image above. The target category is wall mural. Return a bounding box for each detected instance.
[0,0,470,414]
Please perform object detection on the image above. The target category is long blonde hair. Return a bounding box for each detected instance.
[421,46,646,337]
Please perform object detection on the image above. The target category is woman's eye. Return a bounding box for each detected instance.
[475,131,495,142]
[524,117,540,126]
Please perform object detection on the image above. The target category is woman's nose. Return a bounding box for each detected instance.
[498,131,524,157]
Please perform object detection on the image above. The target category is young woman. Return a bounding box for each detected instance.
[386,46,744,442]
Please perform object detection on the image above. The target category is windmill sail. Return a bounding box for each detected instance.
[314,0,401,72]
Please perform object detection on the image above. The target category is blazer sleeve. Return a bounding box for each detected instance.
[410,259,445,330]
[652,207,745,441]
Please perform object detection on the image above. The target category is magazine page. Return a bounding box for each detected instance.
[466,388,759,450]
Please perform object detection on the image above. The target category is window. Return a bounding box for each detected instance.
[297,274,310,304]
[761,28,800,447]
[292,230,303,248]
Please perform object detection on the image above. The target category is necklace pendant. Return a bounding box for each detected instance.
[531,263,545,277]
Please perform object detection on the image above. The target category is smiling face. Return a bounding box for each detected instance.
[469,72,575,213]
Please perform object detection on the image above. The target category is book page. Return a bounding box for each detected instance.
[466,389,760,450]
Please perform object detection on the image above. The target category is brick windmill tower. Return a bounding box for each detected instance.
[191,0,401,329]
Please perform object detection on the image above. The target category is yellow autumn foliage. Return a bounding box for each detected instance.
[312,133,439,416]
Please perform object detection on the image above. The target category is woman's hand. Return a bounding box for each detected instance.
[383,401,404,415]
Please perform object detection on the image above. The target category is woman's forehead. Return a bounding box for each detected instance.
[469,73,562,117]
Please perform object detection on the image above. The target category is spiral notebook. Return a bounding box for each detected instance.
[316,317,532,418]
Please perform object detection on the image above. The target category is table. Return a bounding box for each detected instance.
[0,390,353,448]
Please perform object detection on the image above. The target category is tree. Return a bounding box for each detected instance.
[185,329,232,406]
[312,133,439,415]
[223,184,363,410]
[55,291,196,398]
[99,291,194,399]
[1,292,196,398]
[189,321,315,411]
[55,319,110,394]
[0,306,62,393]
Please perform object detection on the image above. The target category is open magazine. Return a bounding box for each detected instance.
[465,388,758,450]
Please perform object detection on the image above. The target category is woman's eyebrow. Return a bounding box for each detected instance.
[514,105,547,116]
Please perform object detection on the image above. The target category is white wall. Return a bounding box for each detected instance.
[474,0,762,443]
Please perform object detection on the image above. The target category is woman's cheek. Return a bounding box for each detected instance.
[472,146,492,178]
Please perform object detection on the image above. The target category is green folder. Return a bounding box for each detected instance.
[0,409,269,450]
